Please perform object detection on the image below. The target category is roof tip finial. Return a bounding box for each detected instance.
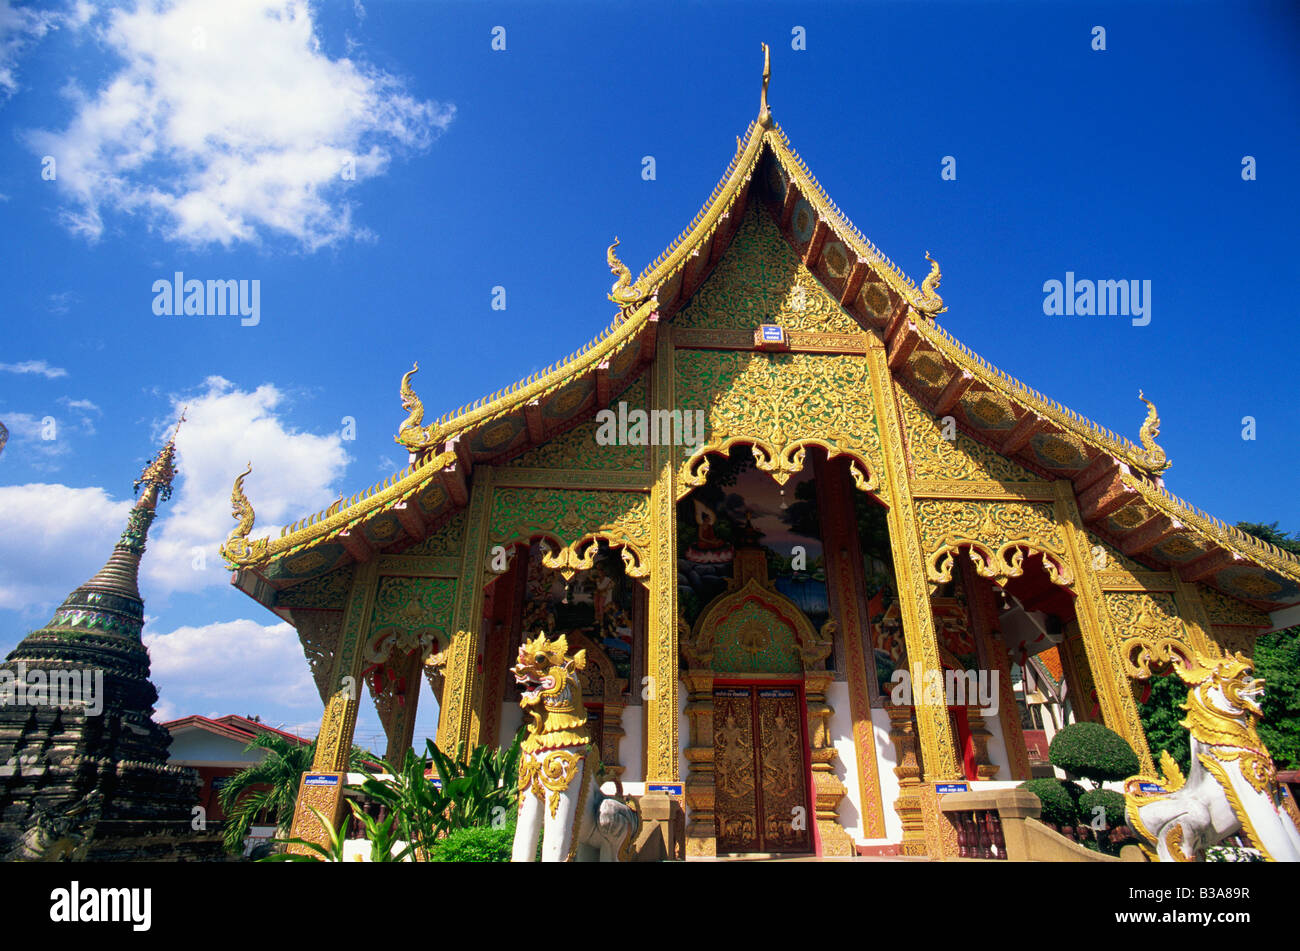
[759,42,772,128]
[1136,390,1172,475]
[133,410,185,505]
[170,406,188,443]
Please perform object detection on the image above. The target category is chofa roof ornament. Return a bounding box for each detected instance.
[606,238,652,320]
[1136,390,1172,475]
[913,251,946,317]
[221,462,267,565]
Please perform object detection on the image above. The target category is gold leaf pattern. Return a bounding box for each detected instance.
[674,202,863,335]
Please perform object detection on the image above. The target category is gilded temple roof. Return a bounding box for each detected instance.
[221,58,1300,621]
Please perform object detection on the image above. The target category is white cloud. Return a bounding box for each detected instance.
[143,375,351,594]
[0,412,72,470]
[0,483,131,611]
[28,0,454,249]
[0,360,68,378]
[144,617,319,718]
[0,0,63,100]
[46,291,78,315]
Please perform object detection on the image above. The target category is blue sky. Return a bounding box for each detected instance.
[1,0,1296,752]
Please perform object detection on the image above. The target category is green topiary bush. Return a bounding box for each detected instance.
[1062,779,1086,806]
[1079,788,1126,828]
[428,823,515,862]
[1048,722,1140,786]
[1018,778,1077,827]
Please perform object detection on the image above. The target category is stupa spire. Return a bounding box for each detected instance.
[80,411,183,602]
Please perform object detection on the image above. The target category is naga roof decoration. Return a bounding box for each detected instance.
[220,47,1300,619]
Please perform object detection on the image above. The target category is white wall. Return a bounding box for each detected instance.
[620,702,643,783]
[828,682,863,842]
[870,706,904,845]
[167,729,267,766]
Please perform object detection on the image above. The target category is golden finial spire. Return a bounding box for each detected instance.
[759,42,772,127]
[133,408,185,506]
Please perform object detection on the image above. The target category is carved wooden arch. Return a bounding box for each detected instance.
[685,578,832,674]
[679,555,853,856]
[925,538,1074,592]
[567,631,629,778]
[916,500,1074,592]
[363,626,447,766]
[493,532,649,584]
[678,436,882,502]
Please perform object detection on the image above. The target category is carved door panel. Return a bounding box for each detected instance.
[713,685,812,853]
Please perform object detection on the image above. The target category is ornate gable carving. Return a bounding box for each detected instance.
[673,202,864,335]
[897,385,1037,483]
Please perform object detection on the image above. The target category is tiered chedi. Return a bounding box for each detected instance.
[0,431,224,861]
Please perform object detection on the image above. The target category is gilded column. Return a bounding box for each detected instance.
[646,330,681,783]
[437,466,494,757]
[287,557,379,853]
[1052,481,1154,774]
[961,557,1031,781]
[813,453,886,838]
[865,343,961,781]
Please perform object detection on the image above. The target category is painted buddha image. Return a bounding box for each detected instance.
[685,497,734,564]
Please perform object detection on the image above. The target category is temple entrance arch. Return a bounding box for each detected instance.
[682,543,826,855]
[675,444,855,855]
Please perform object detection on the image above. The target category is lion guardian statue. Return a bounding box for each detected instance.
[511,632,638,862]
[1125,651,1300,862]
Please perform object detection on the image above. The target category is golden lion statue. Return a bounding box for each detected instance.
[511,632,637,861]
[1125,651,1300,862]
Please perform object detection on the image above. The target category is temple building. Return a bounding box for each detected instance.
[220,53,1300,859]
[0,429,225,861]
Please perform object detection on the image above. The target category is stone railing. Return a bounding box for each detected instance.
[629,791,685,861]
[939,788,1143,862]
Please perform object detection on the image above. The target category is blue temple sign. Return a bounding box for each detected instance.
[935,782,969,795]
[1138,782,1165,794]
[304,774,340,787]
[647,783,684,796]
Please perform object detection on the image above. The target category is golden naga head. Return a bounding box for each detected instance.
[512,632,586,707]
[1177,651,1265,720]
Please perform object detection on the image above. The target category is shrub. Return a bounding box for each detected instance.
[1061,779,1086,806]
[429,823,515,863]
[1018,778,1077,827]
[1048,722,1140,785]
[1079,788,1126,828]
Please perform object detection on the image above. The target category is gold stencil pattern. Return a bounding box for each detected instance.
[674,202,863,335]
[676,349,884,493]
[898,385,1038,483]
[916,498,1072,588]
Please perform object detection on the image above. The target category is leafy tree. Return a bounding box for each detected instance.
[1048,722,1139,787]
[1235,522,1300,555]
[217,734,369,855]
[1138,672,1192,776]
[1018,777,1076,827]
[1256,627,1300,770]
[1234,521,1300,769]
